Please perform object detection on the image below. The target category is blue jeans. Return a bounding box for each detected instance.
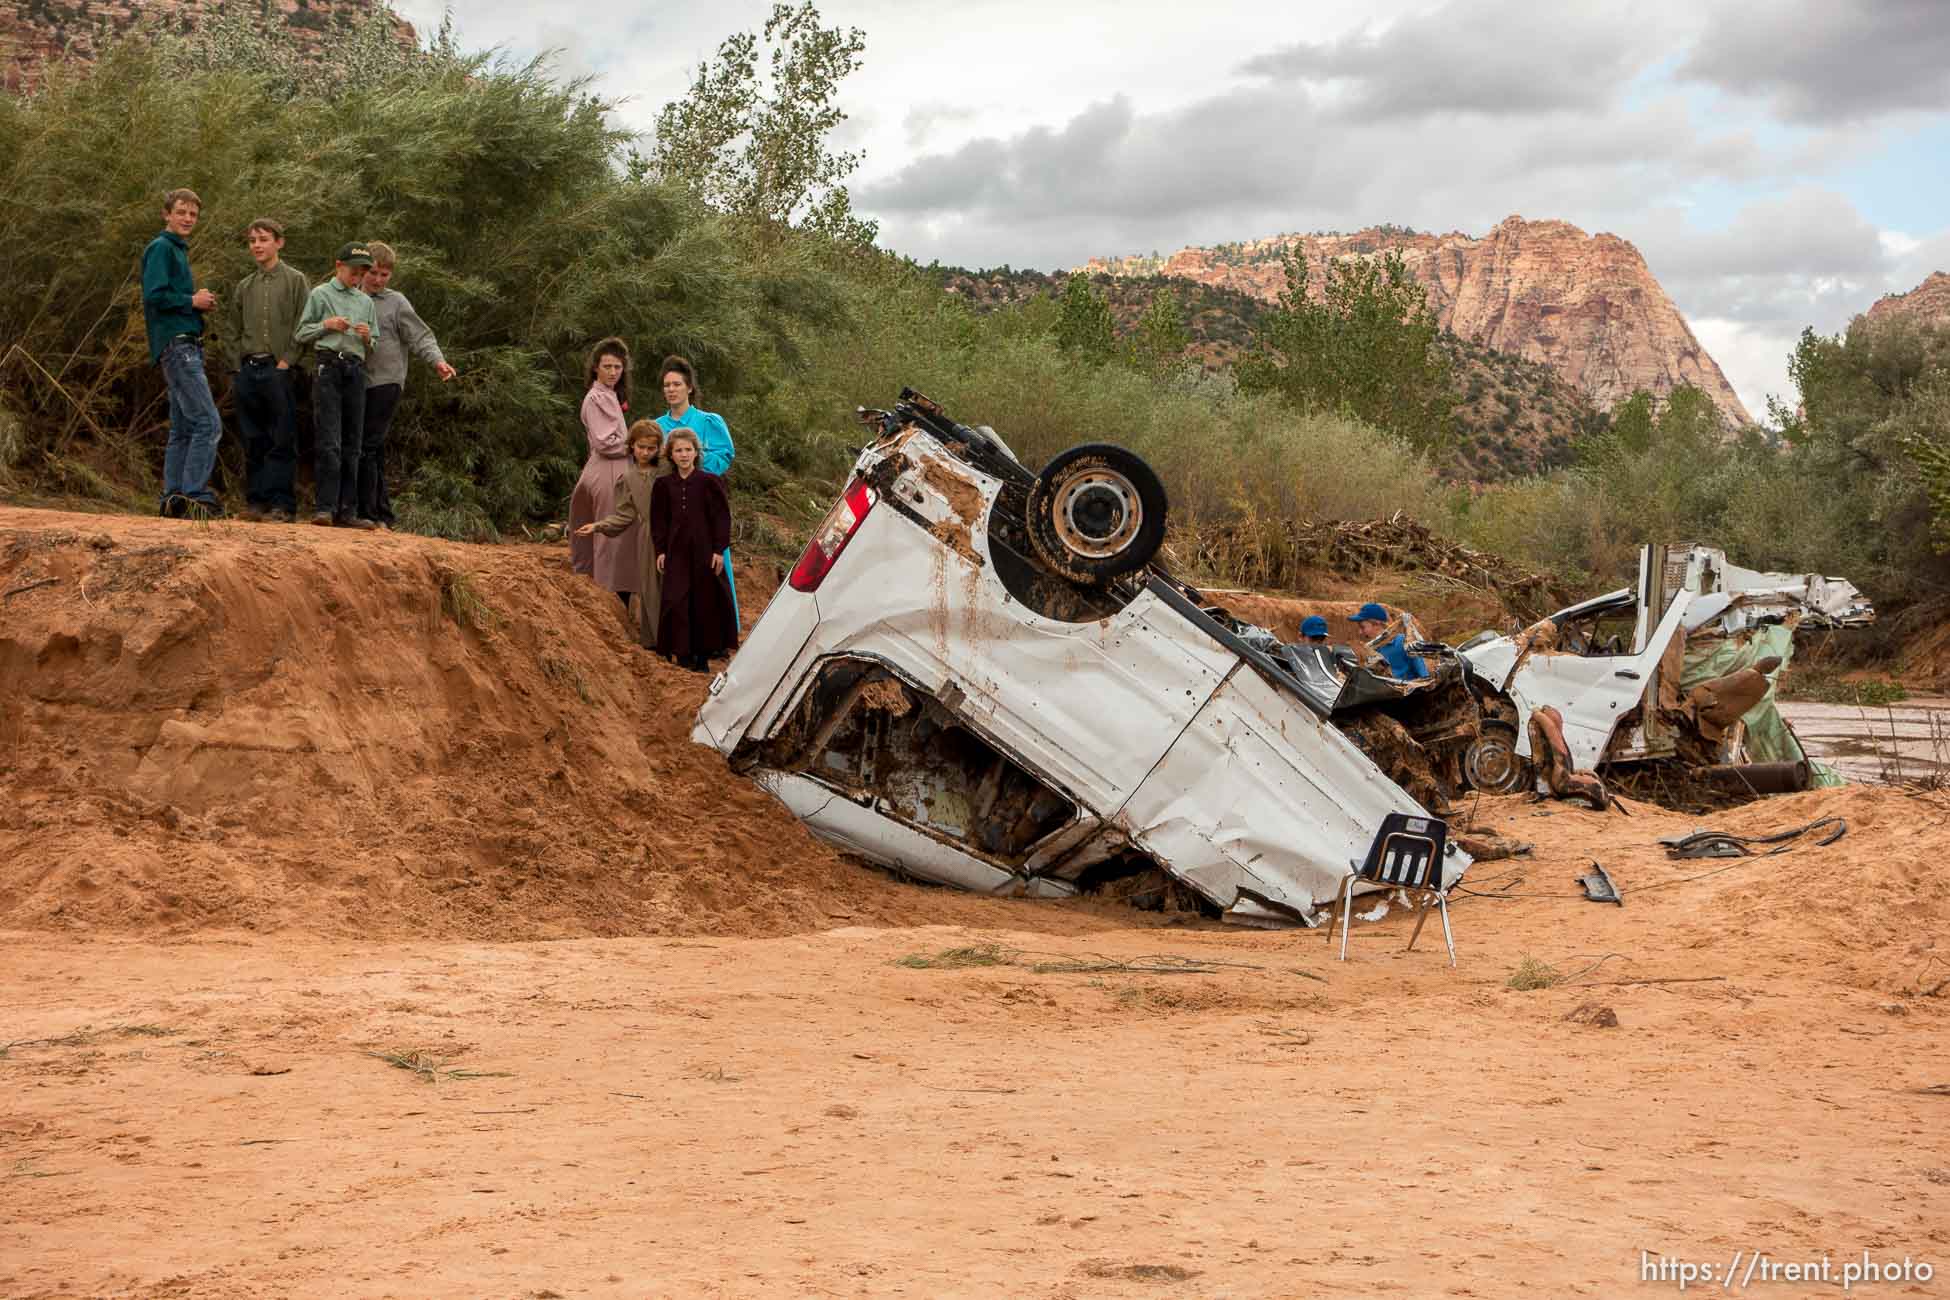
[159,339,222,506]
[312,353,366,518]
[233,360,297,513]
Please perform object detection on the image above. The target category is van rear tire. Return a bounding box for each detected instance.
[1024,443,1168,585]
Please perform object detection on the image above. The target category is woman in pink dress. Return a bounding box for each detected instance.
[567,337,639,602]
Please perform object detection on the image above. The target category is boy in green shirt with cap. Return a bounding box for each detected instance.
[293,243,380,528]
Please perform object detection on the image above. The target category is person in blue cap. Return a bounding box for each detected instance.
[1350,602,1429,680]
[1299,614,1330,642]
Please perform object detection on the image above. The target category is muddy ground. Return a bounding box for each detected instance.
[3,506,1948,1298]
[1780,697,1950,786]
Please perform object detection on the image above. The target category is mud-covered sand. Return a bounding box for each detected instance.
[3,507,1948,1298]
[0,507,1114,942]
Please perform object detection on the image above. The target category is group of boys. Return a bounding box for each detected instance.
[141,187,455,525]
[1297,604,1431,680]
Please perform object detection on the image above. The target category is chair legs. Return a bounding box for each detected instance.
[1342,885,1457,968]
[1404,892,1457,967]
[1336,874,1357,961]
[1407,896,1433,951]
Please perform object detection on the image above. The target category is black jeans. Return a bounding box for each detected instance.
[358,382,402,524]
[234,359,297,513]
[312,352,366,519]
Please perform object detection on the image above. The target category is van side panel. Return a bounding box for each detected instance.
[1120,664,1463,916]
[693,589,823,751]
[805,516,1233,815]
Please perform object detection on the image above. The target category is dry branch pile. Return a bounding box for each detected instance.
[1182,511,1574,625]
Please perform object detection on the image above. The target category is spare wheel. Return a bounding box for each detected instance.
[1024,443,1168,585]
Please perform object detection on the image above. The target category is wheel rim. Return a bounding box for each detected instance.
[1465,730,1527,794]
[1051,469,1142,560]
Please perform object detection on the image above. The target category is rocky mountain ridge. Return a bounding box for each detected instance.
[1865,271,1950,328]
[1084,215,1751,428]
[1,0,412,91]
[941,266,1601,481]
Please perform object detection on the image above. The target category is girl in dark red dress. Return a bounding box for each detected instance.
[651,428,739,671]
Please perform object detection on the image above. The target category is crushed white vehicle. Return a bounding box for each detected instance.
[1195,541,1875,804]
[691,390,1470,926]
[1453,543,1870,790]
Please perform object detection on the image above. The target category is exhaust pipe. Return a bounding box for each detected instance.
[1699,761,1810,794]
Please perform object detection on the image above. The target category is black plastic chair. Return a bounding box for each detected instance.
[1326,811,1455,967]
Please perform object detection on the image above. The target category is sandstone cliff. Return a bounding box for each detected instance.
[2,0,414,92]
[1865,271,1950,328]
[942,265,1599,481]
[1085,215,1751,427]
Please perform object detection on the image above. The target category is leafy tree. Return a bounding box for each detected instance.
[649,2,876,246]
[1902,374,1950,552]
[1759,318,1950,577]
[1053,274,1116,365]
[1602,390,1656,455]
[1127,286,1189,377]
[1236,248,1454,453]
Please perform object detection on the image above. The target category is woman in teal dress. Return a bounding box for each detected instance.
[655,355,739,626]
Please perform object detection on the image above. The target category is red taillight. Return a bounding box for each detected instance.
[789,478,876,591]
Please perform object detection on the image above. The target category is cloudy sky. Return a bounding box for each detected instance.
[396,0,1950,419]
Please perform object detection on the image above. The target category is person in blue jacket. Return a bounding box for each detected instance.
[1350,602,1429,680]
[655,355,739,627]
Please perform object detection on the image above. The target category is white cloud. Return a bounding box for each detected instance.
[1678,0,1950,123]
[389,0,1950,423]
[1879,230,1922,259]
[1690,318,1798,420]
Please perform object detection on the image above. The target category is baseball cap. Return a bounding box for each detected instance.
[337,242,375,266]
[1300,615,1329,638]
[1349,602,1390,623]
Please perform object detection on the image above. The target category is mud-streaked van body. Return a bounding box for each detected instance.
[693,419,1468,925]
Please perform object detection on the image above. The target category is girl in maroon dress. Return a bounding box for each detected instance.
[651,428,739,671]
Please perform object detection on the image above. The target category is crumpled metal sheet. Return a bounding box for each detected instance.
[1121,664,1468,918]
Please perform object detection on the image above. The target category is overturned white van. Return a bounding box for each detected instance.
[692,390,1470,926]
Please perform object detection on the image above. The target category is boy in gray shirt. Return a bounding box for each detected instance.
[358,241,456,527]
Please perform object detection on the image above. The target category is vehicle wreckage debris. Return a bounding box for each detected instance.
[1577,861,1624,906]
[702,387,1883,931]
[1658,816,1848,860]
[1527,706,1611,811]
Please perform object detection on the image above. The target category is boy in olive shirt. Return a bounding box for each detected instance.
[292,243,379,528]
[221,218,309,522]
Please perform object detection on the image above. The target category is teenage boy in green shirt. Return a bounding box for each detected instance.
[293,243,380,528]
[141,187,223,517]
[221,218,310,522]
